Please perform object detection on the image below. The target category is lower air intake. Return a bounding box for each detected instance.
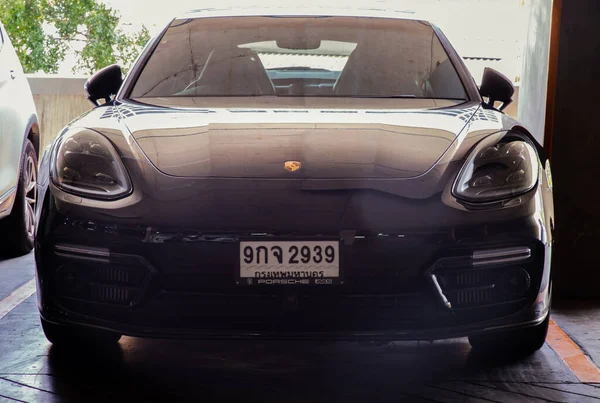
[431,246,534,309]
[54,245,152,307]
[446,286,495,307]
[90,284,132,304]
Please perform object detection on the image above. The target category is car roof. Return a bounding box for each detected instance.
[177,6,425,23]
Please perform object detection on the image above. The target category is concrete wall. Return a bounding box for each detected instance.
[551,0,600,298]
[26,76,90,150]
[518,0,553,144]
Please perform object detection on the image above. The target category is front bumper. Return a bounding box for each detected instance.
[35,210,552,341]
[40,307,549,341]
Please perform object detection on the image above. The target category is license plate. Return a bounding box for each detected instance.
[239,241,340,285]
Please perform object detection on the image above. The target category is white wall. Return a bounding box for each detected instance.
[517,0,553,143]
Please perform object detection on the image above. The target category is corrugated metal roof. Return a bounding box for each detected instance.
[258,53,348,71]
[256,52,515,84]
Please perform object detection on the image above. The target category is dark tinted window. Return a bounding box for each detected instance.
[131,17,467,100]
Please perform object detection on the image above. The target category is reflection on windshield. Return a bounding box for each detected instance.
[130,16,468,100]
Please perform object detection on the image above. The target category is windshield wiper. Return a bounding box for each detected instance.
[339,94,417,99]
[341,95,469,100]
[385,95,416,98]
[268,67,332,72]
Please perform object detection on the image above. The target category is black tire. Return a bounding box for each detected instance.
[468,314,550,356]
[41,317,122,347]
[0,140,37,256]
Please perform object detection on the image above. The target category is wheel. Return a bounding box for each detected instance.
[41,317,122,347]
[468,314,549,357]
[0,140,37,256]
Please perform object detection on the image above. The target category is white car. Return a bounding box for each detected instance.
[0,22,40,255]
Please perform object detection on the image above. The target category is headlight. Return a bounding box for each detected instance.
[51,128,132,200]
[452,140,539,203]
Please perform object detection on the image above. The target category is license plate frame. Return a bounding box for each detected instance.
[236,239,342,286]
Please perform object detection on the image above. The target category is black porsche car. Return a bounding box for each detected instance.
[34,7,554,355]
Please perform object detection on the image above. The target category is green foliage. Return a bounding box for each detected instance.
[0,0,150,74]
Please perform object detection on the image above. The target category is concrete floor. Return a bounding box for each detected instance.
[1,254,599,403]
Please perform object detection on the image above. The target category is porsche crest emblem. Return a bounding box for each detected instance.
[284,161,302,172]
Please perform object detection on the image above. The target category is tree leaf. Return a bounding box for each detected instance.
[1,0,150,74]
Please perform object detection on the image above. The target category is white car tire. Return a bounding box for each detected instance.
[0,140,37,256]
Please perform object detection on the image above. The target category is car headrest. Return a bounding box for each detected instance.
[196,47,275,96]
[334,46,421,97]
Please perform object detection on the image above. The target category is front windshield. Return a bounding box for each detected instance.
[130,16,468,100]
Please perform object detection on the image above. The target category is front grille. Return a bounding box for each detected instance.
[141,290,430,331]
[49,239,543,330]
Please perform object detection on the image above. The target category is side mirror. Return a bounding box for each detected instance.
[84,64,123,106]
[479,67,514,112]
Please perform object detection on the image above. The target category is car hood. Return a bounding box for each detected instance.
[49,99,520,231]
[115,98,480,179]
